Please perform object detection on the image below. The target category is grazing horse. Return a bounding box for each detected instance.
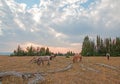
[106,53,110,60]
[73,54,82,63]
[30,55,56,66]
[36,55,56,65]
[50,54,56,59]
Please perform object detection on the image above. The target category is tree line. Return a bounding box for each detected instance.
[81,36,120,56]
[10,45,75,56]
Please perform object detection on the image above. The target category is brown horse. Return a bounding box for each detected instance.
[73,54,82,63]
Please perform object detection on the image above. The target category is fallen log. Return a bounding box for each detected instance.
[0,71,45,84]
[28,73,45,84]
[47,63,73,73]
[95,63,120,71]
[0,71,22,78]
[0,64,73,84]
[80,64,100,73]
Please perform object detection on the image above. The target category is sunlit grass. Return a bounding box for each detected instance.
[0,56,120,84]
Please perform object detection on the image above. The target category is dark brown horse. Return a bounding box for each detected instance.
[73,54,82,63]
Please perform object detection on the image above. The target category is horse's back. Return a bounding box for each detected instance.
[73,54,82,63]
[39,56,51,61]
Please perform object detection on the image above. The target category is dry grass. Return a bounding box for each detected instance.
[0,56,120,84]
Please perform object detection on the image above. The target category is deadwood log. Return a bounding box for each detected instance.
[0,64,73,83]
[47,63,72,73]
[28,73,45,84]
[80,64,100,73]
[95,63,120,71]
[0,71,45,84]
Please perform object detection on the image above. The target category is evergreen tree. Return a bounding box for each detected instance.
[99,39,106,55]
[115,37,120,56]
[81,36,91,56]
[26,46,35,56]
[89,41,95,56]
[46,47,51,55]
[104,38,110,53]
[96,36,101,55]
[11,45,24,56]
[40,47,46,56]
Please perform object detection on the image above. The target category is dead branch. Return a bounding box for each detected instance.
[95,63,120,71]
[80,64,100,73]
[47,63,73,73]
[0,71,45,84]
[0,64,73,83]
[28,73,45,84]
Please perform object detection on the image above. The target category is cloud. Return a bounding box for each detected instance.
[0,0,120,53]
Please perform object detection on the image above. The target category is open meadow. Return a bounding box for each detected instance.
[0,56,120,84]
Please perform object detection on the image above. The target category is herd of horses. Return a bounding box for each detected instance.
[29,53,110,66]
[29,54,82,66]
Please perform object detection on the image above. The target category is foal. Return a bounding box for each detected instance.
[73,54,82,63]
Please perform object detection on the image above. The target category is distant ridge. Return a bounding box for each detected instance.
[0,52,11,56]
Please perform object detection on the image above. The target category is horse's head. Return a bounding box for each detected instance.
[53,54,57,58]
[50,56,53,60]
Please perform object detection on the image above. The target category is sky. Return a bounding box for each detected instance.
[0,0,120,53]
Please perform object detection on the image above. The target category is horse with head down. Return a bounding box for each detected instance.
[29,54,56,66]
[73,54,82,63]
[37,56,53,65]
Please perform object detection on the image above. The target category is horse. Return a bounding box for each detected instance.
[29,54,56,65]
[50,54,56,59]
[106,53,110,60]
[36,55,56,66]
[73,54,82,63]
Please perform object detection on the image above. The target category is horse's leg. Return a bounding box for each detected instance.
[37,58,43,65]
[42,60,44,66]
[73,58,76,63]
[80,57,82,61]
[37,60,40,65]
[107,56,109,60]
[47,60,50,65]
[73,58,75,63]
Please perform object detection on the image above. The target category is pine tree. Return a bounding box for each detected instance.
[40,47,46,56]
[46,47,51,55]
[81,36,91,56]
[26,46,35,56]
[115,37,120,56]
[96,36,101,55]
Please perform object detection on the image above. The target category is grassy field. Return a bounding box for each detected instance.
[0,56,120,84]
